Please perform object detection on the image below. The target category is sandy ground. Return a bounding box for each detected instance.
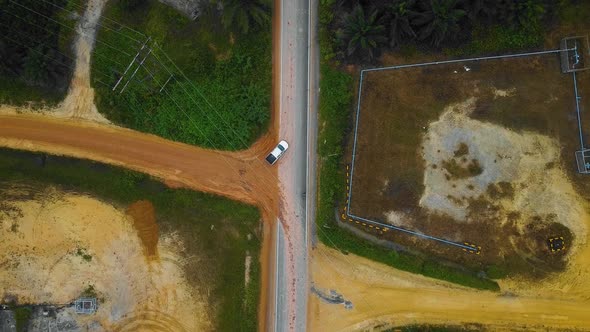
[0,186,208,331]
[309,245,590,332]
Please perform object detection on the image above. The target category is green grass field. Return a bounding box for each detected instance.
[90,0,271,150]
[0,148,261,331]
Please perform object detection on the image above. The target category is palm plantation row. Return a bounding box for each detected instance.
[330,0,554,62]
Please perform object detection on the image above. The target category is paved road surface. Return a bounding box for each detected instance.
[274,0,317,330]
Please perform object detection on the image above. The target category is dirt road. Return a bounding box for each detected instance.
[0,114,276,208]
[310,245,590,331]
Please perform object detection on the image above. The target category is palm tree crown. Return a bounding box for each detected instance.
[412,0,466,47]
[337,5,387,61]
[387,0,418,48]
[219,0,271,34]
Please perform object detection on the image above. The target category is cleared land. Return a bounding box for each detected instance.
[309,245,590,331]
[0,149,262,331]
[346,53,590,279]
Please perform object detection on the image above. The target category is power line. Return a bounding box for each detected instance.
[132,53,279,191]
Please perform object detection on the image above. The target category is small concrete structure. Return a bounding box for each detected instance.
[74,298,96,314]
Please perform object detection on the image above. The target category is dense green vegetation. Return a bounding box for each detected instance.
[0,148,261,331]
[315,0,500,291]
[0,0,82,106]
[91,0,271,150]
[325,0,564,62]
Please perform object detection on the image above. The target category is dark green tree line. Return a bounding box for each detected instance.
[327,0,558,63]
[0,0,73,90]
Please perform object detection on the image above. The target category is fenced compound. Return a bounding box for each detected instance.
[346,42,590,252]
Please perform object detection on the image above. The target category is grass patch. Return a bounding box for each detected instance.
[0,77,63,108]
[76,248,93,262]
[91,0,271,150]
[80,284,98,298]
[13,307,32,332]
[453,24,543,56]
[453,142,469,157]
[486,182,515,200]
[0,148,261,331]
[441,158,483,180]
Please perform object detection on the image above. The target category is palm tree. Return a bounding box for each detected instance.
[219,0,271,34]
[336,5,387,61]
[412,0,466,47]
[464,0,497,21]
[489,0,545,29]
[386,0,418,48]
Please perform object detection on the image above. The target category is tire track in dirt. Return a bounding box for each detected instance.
[127,200,159,259]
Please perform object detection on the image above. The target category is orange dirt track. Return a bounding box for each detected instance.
[0,113,278,331]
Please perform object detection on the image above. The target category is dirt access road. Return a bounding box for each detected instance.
[310,245,590,331]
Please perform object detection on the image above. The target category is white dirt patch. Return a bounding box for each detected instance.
[0,187,210,331]
[493,87,516,99]
[244,251,252,288]
[384,210,412,228]
[419,98,587,249]
[55,0,109,123]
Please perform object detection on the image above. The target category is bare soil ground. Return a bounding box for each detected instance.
[0,185,209,331]
[127,200,159,258]
[347,54,590,277]
[309,245,590,332]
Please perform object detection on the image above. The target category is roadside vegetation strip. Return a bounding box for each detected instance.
[90,0,272,150]
[0,148,261,331]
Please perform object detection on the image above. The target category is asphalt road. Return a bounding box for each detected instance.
[274,0,318,330]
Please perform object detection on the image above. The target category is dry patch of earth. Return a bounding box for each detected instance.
[309,244,590,332]
[0,185,210,331]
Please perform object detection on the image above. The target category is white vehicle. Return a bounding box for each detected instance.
[266,140,289,165]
